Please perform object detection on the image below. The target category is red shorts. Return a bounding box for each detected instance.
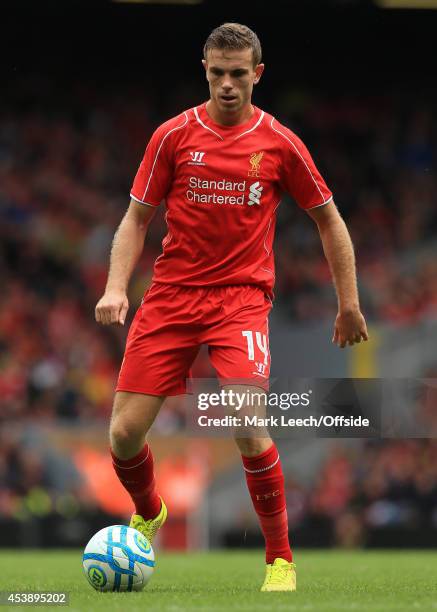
[116,283,272,396]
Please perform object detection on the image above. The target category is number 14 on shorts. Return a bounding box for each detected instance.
[242,330,269,376]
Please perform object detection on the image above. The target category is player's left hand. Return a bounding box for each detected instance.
[332,308,369,348]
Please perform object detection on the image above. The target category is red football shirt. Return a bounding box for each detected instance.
[131,103,332,298]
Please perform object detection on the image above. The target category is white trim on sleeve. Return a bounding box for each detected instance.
[130,193,159,208]
[141,111,189,202]
[270,117,326,203]
[306,195,333,209]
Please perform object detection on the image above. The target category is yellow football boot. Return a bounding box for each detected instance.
[129,497,167,544]
[261,558,296,592]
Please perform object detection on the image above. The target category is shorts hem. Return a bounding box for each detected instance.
[218,378,270,391]
[115,385,187,397]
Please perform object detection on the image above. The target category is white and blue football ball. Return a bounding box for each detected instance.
[82,525,155,592]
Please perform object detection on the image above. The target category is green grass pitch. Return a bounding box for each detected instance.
[1,550,437,611]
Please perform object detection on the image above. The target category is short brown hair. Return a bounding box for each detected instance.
[203,23,262,67]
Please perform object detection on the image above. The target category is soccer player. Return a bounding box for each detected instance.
[95,23,368,592]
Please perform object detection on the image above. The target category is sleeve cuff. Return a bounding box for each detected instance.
[306,195,333,210]
[130,193,160,207]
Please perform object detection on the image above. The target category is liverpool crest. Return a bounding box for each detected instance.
[248,151,264,177]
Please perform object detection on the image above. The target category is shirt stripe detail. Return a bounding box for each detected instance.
[130,193,158,207]
[263,200,281,257]
[243,454,280,474]
[141,112,189,202]
[260,267,275,277]
[193,107,224,140]
[234,110,265,140]
[270,117,326,203]
[162,211,173,247]
[260,199,281,278]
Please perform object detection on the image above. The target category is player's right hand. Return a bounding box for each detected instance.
[95,291,129,326]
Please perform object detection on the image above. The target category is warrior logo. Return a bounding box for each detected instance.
[188,151,206,166]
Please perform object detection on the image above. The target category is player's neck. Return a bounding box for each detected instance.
[205,100,254,127]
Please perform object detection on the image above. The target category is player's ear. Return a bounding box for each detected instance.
[202,59,208,76]
[254,63,265,85]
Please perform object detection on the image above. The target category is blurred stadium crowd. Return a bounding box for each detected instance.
[1,74,437,547]
[310,439,437,547]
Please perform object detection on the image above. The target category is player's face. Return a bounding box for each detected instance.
[202,48,264,119]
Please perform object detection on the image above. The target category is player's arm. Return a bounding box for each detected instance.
[306,200,369,348]
[95,199,156,326]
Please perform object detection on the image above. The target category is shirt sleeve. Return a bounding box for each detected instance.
[273,121,333,210]
[130,122,175,207]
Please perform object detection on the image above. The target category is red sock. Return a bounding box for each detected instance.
[111,443,161,520]
[242,443,292,564]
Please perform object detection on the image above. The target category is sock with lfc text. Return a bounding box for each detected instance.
[242,443,292,564]
[111,443,161,520]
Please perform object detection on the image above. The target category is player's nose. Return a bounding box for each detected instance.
[221,77,233,91]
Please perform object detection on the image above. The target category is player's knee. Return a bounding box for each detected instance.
[109,418,143,458]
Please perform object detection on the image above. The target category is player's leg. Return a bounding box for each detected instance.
[110,391,168,543]
[227,385,294,590]
[110,391,163,459]
[205,286,295,590]
[110,283,201,540]
[110,390,164,523]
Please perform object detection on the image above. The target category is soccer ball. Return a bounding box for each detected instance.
[82,525,155,592]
